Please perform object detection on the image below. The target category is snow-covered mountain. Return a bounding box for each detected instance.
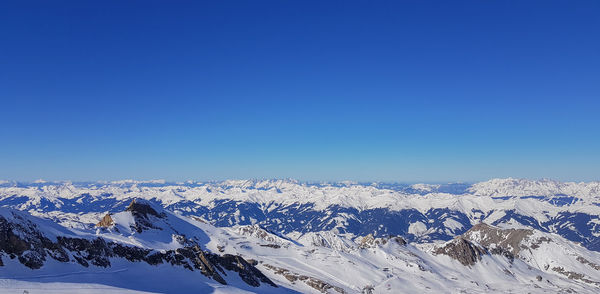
[0,199,282,293]
[1,178,599,250]
[1,178,600,293]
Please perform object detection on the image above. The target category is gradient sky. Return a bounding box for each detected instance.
[1,1,599,182]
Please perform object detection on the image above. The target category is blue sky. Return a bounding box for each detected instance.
[1,1,599,182]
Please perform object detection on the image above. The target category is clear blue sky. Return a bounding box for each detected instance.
[1,1,599,182]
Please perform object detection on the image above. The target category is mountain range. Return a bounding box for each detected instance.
[1,178,600,293]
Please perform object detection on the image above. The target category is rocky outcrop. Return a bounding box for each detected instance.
[358,234,406,249]
[213,253,277,287]
[238,225,279,242]
[435,223,600,289]
[0,209,277,288]
[300,232,354,251]
[263,263,344,293]
[463,223,533,256]
[125,199,166,233]
[552,266,600,286]
[0,212,70,269]
[236,224,294,247]
[577,256,600,271]
[435,223,540,266]
[95,213,114,228]
[434,237,487,266]
[126,199,162,218]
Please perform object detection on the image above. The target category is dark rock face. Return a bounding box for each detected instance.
[393,236,408,246]
[260,244,281,248]
[0,210,277,289]
[263,263,344,293]
[434,237,487,266]
[0,213,69,269]
[212,254,277,287]
[124,199,167,233]
[488,246,515,263]
[58,237,112,267]
[126,199,162,219]
[536,275,543,281]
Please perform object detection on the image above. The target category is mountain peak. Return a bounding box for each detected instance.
[125,198,162,219]
[434,237,487,266]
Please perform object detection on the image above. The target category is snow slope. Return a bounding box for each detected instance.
[1,178,600,293]
[1,199,600,292]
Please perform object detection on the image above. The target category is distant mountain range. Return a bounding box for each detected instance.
[1,178,600,293]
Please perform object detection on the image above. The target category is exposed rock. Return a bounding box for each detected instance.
[192,216,207,223]
[58,237,112,267]
[393,236,408,246]
[263,263,345,293]
[124,199,165,233]
[246,258,258,266]
[260,244,281,249]
[213,254,277,287]
[361,285,375,294]
[95,214,114,228]
[0,221,29,255]
[359,234,406,249]
[237,224,293,247]
[0,209,277,289]
[434,237,487,266]
[300,232,354,251]
[463,223,533,256]
[0,213,69,269]
[358,234,377,249]
[530,236,552,249]
[536,275,543,281]
[488,246,515,263]
[436,223,544,266]
[238,225,277,242]
[552,266,600,286]
[126,199,162,218]
[111,242,150,263]
[577,256,600,271]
